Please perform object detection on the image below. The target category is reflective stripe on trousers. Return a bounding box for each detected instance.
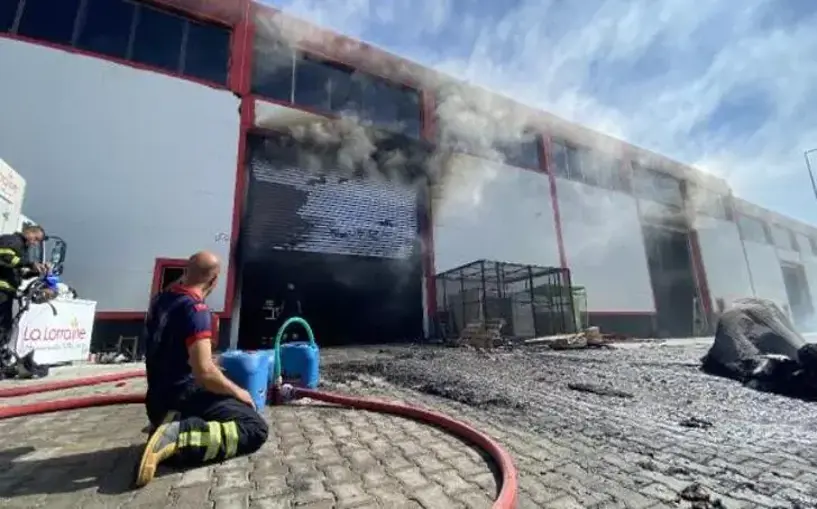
[177,420,240,462]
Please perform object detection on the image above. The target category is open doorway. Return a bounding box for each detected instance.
[781,262,814,330]
[239,252,423,348]
[642,225,698,338]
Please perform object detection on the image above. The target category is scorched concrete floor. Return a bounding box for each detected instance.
[0,341,815,508]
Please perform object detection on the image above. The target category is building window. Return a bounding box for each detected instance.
[16,0,80,46]
[76,0,135,59]
[810,237,817,256]
[251,37,295,102]
[131,4,185,72]
[551,140,627,192]
[632,166,683,207]
[358,75,421,138]
[795,232,811,254]
[251,41,422,138]
[689,186,727,220]
[771,224,797,251]
[737,214,769,244]
[437,131,540,170]
[184,20,230,85]
[495,136,540,170]
[5,0,230,86]
[0,1,20,32]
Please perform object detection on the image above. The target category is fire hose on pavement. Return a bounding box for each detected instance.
[0,370,519,509]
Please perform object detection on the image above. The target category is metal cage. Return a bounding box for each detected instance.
[435,260,577,341]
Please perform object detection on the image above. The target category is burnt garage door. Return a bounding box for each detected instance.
[239,139,424,348]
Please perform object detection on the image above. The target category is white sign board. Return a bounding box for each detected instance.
[14,299,96,365]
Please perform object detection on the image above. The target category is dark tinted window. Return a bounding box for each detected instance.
[0,0,19,33]
[581,151,626,191]
[289,56,422,137]
[550,141,570,178]
[293,57,335,110]
[633,166,683,206]
[738,214,769,244]
[184,21,230,85]
[252,39,295,101]
[131,5,184,72]
[76,0,134,59]
[358,77,421,137]
[294,57,360,113]
[17,0,80,46]
[690,186,727,219]
[497,137,540,169]
[771,225,796,251]
[550,140,626,191]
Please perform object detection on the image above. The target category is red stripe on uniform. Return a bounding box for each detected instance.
[185,331,212,348]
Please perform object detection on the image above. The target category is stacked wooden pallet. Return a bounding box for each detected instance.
[456,318,506,349]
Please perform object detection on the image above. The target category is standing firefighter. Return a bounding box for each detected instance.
[0,225,48,364]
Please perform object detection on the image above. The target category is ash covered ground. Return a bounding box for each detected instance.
[321,341,817,508]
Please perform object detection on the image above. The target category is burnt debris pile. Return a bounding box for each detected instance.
[701,298,817,400]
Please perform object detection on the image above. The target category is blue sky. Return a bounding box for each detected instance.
[263,0,817,224]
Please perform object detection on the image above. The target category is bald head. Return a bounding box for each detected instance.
[184,251,221,288]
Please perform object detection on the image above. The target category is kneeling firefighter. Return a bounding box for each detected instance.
[0,224,49,370]
[137,250,268,487]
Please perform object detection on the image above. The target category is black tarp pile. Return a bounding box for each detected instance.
[702,298,817,400]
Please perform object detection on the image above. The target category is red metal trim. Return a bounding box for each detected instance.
[95,310,232,321]
[680,181,714,324]
[688,229,713,321]
[0,33,230,92]
[222,3,255,319]
[420,91,437,323]
[95,312,147,320]
[540,136,568,270]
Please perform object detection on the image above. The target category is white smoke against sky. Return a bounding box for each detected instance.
[260,0,817,225]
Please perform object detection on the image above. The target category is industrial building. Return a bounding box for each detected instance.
[2,0,816,350]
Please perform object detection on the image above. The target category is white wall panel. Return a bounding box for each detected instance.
[743,241,789,311]
[694,216,754,310]
[802,256,817,325]
[557,179,654,312]
[0,39,240,312]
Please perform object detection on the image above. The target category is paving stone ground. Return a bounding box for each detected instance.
[2,344,817,509]
[0,372,498,509]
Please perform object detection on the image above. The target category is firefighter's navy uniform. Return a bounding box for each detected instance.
[0,233,35,348]
[139,284,268,477]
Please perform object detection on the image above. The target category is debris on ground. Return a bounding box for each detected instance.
[566,382,634,399]
[446,319,506,349]
[679,482,726,508]
[524,327,630,350]
[679,416,714,429]
[442,320,634,351]
[701,297,817,401]
[320,344,816,509]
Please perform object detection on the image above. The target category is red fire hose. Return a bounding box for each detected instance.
[0,372,518,509]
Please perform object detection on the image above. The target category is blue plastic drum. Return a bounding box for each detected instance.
[272,317,320,389]
[220,349,271,412]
